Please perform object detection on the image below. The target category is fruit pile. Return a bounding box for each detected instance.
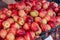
[0,0,60,40]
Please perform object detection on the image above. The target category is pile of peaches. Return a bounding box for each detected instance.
[0,0,60,40]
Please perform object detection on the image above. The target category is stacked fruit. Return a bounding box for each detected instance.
[0,0,60,40]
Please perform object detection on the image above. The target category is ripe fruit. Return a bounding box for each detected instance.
[30,31,35,39]
[35,17,41,24]
[46,24,51,30]
[50,16,57,23]
[30,10,38,17]
[10,22,21,29]
[25,16,33,23]
[17,17,25,25]
[1,8,8,13]
[6,18,14,24]
[8,28,17,35]
[24,6,31,13]
[0,29,7,38]
[12,10,18,16]
[12,15,19,22]
[32,2,42,10]
[16,29,25,36]
[44,15,51,21]
[50,2,58,8]
[31,22,39,32]
[35,27,42,35]
[39,9,47,18]
[48,21,55,28]
[41,24,51,31]
[23,23,30,30]
[6,33,15,40]
[8,4,13,10]
[2,21,10,29]
[18,10,26,17]
[54,7,59,13]
[43,2,50,9]
[0,14,7,20]
[0,0,60,40]
[47,9,55,16]
[16,37,25,40]
[15,2,26,10]
[41,18,47,24]
[6,10,12,16]
[56,16,60,22]
[24,32,31,40]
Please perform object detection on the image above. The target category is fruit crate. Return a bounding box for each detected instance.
[0,0,60,40]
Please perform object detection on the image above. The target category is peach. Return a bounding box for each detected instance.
[17,17,25,25]
[6,33,15,40]
[0,29,7,38]
[2,21,10,29]
[30,10,38,17]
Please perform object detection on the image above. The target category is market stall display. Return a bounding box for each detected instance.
[0,0,60,40]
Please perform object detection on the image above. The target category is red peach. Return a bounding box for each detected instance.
[44,15,51,21]
[24,32,31,40]
[25,16,33,23]
[0,29,7,38]
[48,21,55,28]
[54,7,59,13]
[6,33,15,40]
[32,2,42,10]
[12,15,19,22]
[52,2,58,7]
[30,1,36,7]
[42,2,50,9]
[26,2,32,7]
[35,17,41,24]
[41,24,51,31]
[6,18,14,24]
[16,37,25,40]
[30,10,38,17]
[0,14,7,20]
[16,29,25,36]
[47,9,55,16]
[23,23,30,30]
[10,22,21,29]
[41,18,47,24]
[18,10,26,17]
[41,0,47,3]
[1,8,8,13]
[29,31,35,39]
[6,10,12,16]
[31,22,39,32]
[35,27,42,35]
[2,21,10,29]
[12,10,18,16]
[50,16,57,23]
[14,2,26,10]
[8,4,13,10]
[8,28,17,35]
[56,16,60,22]
[24,6,31,14]
[17,17,25,25]
[39,9,47,18]
[25,32,35,40]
